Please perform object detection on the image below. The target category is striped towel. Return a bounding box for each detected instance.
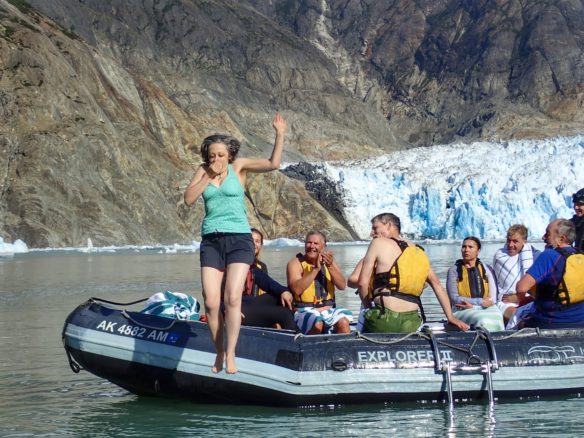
[493,244,536,297]
[294,307,353,334]
[454,306,505,332]
[356,304,373,332]
[142,291,200,321]
[506,302,536,330]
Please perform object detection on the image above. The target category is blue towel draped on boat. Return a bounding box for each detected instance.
[142,291,200,321]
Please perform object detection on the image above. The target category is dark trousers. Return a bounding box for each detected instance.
[241,294,298,332]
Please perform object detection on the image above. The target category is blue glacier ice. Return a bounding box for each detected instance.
[321,136,584,240]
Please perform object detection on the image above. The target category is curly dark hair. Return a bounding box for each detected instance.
[200,134,241,165]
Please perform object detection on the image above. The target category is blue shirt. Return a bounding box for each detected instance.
[525,246,584,327]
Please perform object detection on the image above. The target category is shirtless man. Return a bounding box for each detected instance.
[355,213,469,333]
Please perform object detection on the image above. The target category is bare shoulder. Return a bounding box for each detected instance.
[371,237,399,250]
[287,254,302,270]
[230,158,246,173]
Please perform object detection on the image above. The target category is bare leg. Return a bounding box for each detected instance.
[334,317,351,334]
[201,267,225,373]
[223,262,250,374]
[308,321,324,335]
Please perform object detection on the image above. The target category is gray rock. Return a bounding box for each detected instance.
[2,0,584,247]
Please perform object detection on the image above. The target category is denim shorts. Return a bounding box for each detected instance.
[200,232,254,269]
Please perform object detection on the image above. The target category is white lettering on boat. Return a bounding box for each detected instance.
[96,320,117,332]
[357,349,452,363]
[528,345,584,362]
[147,330,168,342]
[94,319,170,343]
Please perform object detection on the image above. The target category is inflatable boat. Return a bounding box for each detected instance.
[63,298,584,406]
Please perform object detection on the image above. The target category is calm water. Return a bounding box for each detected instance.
[1,241,582,437]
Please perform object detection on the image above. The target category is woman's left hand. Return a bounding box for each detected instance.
[272,113,287,134]
[481,297,493,308]
[280,291,294,310]
[455,301,473,310]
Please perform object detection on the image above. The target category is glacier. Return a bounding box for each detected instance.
[320,135,584,240]
[3,136,583,250]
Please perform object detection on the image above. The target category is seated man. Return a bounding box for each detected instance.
[356,213,468,333]
[516,219,584,328]
[241,228,297,331]
[348,213,416,331]
[287,231,352,334]
[571,188,584,251]
[348,213,396,288]
[492,224,541,322]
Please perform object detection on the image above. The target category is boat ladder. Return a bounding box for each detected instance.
[423,326,499,407]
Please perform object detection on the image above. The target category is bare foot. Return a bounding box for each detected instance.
[225,353,238,374]
[212,352,224,373]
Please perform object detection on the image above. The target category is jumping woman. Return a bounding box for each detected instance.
[184,113,287,373]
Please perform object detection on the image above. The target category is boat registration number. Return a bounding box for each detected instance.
[95,319,176,343]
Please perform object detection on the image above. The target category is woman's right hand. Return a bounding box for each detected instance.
[206,162,226,178]
[482,297,493,308]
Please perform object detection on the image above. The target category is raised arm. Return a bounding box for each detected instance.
[235,113,287,173]
[321,250,346,290]
[184,165,211,206]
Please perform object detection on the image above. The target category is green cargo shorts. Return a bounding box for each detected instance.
[363,306,422,333]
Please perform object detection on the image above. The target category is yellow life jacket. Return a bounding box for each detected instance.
[554,248,584,306]
[455,260,490,300]
[371,238,430,299]
[295,254,335,307]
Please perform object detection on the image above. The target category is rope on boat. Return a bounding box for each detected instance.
[121,310,180,330]
[90,297,149,306]
[431,334,481,356]
[355,330,481,356]
[65,347,83,373]
[355,331,429,345]
[492,327,540,340]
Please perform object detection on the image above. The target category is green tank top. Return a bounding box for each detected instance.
[201,164,251,235]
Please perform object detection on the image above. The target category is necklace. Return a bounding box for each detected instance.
[216,170,227,182]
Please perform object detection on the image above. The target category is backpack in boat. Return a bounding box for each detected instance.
[554,248,584,306]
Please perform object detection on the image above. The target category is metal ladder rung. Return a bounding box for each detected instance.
[444,361,494,406]
[423,326,497,408]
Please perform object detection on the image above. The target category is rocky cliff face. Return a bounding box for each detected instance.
[1,0,584,247]
[245,0,584,145]
[0,0,360,246]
